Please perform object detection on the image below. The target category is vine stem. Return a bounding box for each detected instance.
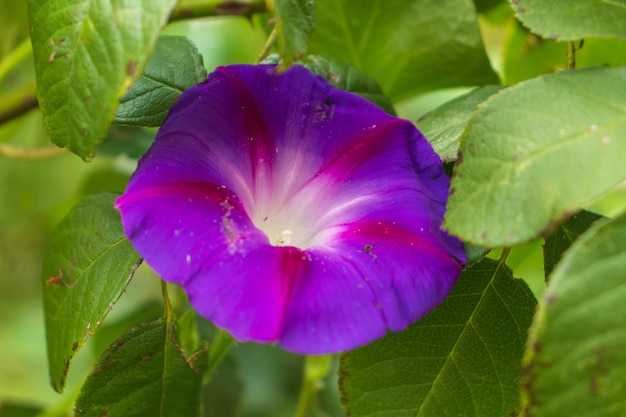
[295,355,332,417]
[207,328,236,375]
[567,40,584,70]
[257,26,278,63]
[161,280,173,321]
[499,247,511,263]
[0,142,66,159]
[0,38,32,82]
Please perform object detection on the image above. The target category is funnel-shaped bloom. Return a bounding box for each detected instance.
[116,64,465,354]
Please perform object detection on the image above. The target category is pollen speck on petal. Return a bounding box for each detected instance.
[116,64,466,354]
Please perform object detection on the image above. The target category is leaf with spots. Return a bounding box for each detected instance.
[27,0,178,159]
[521,212,626,417]
[543,209,603,277]
[339,257,537,417]
[42,193,140,392]
[114,36,207,127]
[75,318,205,417]
[511,0,626,41]
[445,66,626,247]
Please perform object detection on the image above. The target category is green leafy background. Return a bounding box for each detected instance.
[2,0,626,416]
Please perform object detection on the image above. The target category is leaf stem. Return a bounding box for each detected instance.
[161,280,173,321]
[207,328,236,375]
[169,0,267,22]
[0,142,66,159]
[257,26,278,63]
[567,40,584,70]
[0,81,39,126]
[0,38,32,82]
[295,355,332,417]
[499,247,511,263]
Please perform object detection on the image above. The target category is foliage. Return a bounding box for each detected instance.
[1,0,625,416]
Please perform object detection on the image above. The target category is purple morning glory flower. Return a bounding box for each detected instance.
[115,64,465,354]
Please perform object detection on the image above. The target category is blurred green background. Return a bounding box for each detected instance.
[2,0,625,415]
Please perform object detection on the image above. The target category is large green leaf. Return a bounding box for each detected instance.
[75,318,205,417]
[114,36,207,127]
[446,66,626,247]
[521,213,626,417]
[339,257,537,417]
[543,209,602,277]
[27,0,178,159]
[511,0,626,41]
[416,85,502,162]
[42,193,140,392]
[269,0,314,67]
[309,0,498,101]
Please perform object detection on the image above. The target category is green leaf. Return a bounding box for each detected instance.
[511,0,626,41]
[114,36,207,127]
[302,55,396,115]
[27,0,178,159]
[75,318,204,417]
[339,257,537,417]
[269,0,315,67]
[416,85,503,161]
[464,242,491,263]
[309,0,498,101]
[521,213,626,417]
[42,193,140,392]
[446,66,626,247]
[97,126,155,159]
[543,209,602,277]
[91,300,164,359]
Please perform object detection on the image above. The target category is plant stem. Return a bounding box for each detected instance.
[257,26,278,63]
[0,142,66,159]
[567,40,584,70]
[0,80,38,126]
[295,355,333,417]
[0,38,32,82]
[499,247,511,263]
[207,328,236,375]
[161,280,173,321]
[169,0,267,22]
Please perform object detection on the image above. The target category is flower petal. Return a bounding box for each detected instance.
[116,64,465,354]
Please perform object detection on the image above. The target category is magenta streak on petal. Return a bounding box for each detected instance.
[115,181,246,219]
[115,181,266,260]
[337,220,462,266]
[273,246,308,335]
[338,219,462,326]
[215,67,275,186]
[311,118,405,183]
[190,245,308,343]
